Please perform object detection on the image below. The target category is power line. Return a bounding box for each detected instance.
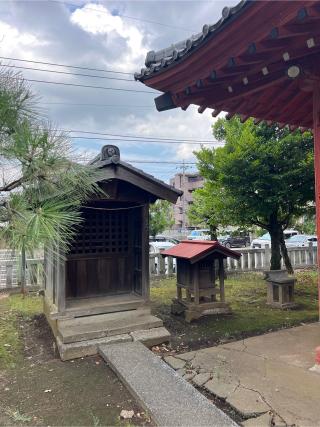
[70,136,215,145]
[73,157,197,165]
[8,76,157,94]
[40,102,153,108]
[3,63,135,82]
[125,160,196,164]
[50,1,194,32]
[0,55,133,76]
[64,128,217,143]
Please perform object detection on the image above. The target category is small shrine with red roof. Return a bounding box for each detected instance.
[161,240,241,322]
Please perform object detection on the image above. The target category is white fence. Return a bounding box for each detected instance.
[150,243,317,278]
[0,244,317,289]
[0,250,44,290]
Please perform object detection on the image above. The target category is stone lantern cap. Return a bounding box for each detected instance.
[264,270,295,284]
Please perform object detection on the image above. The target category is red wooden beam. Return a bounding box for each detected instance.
[313,83,320,317]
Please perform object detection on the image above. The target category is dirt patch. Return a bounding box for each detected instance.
[1,312,153,426]
[1,357,152,426]
[20,313,58,364]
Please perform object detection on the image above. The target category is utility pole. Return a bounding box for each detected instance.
[176,160,191,231]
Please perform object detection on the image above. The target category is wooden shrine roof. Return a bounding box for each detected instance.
[161,240,241,263]
[135,0,320,129]
[90,145,182,203]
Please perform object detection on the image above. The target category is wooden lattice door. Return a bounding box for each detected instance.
[66,208,134,298]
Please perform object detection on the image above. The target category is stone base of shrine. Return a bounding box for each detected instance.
[171,298,231,323]
[266,301,298,309]
[44,300,170,360]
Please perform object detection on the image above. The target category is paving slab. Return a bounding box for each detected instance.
[183,370,197,381]
[204,378,238,400]
[164,355,186,370]
[192,372,212,387]
[241,412,272,427]
[226,388,269,417]
[221,322,320,370]
[177,323,320,427]
[99,341,237,427]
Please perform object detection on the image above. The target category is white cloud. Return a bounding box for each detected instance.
[0,1,230,182]
[0,21,48,56]
[107,106,222,160]
[70,3,148,72]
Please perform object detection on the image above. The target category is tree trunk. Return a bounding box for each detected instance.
[279,232,294,274]
[20,243,27,297]
[209,225,218,240]
[269,215,282,270]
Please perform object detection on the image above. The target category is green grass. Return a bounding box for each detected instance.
[0,293,42,370]
[150,271,319,349]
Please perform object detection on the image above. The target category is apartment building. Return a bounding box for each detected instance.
[169,172,204,229]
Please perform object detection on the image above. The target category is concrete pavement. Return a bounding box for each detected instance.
[164,323,320,427]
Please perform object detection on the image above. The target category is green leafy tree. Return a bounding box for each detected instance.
[149,200,174,237]
[187,183,222,240]
[294,210,316,235]
[195,117,314,273]
[0,69,101,293]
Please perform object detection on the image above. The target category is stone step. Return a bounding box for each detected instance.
[99,341,237,427]
[58,310,163,344]
[57,327,171,361]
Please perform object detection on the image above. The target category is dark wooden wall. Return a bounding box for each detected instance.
[65,203,143,299]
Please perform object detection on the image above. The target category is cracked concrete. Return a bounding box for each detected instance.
[163,323,320,427]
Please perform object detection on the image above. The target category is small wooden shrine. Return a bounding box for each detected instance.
[264,270,296,309]
[161,240,241,322]
[43,145,181,360]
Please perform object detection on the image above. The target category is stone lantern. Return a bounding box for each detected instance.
[264,270,296,309]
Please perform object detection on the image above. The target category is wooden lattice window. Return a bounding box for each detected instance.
[199,261,210,270]
[69,210,129,256]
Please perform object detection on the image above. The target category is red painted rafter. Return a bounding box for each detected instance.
[148,1,313,93]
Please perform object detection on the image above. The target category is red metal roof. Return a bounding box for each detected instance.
[161,240,241,263]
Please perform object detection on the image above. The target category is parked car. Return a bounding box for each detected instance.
[149,241,175,253]
[218,234,250,248]
[251,229,300,248]
[187,229,211,241]
[285,234,317,247]
[150,235,180,244]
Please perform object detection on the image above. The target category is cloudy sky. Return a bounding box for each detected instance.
[0,0,236,182]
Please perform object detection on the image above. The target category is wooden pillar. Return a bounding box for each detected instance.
[313,84,320,318]
[218,257,225,302]
[141,204,150,302]
[193,264,200,305]
[56,247,66,312]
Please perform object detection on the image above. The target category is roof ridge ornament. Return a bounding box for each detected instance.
[222,6,231,19]
[100,145,120,164]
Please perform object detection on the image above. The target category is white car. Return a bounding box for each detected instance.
[149,241,175,253]
[251,229,300,249]
[187,229,211,241]
[285,234,317,248]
